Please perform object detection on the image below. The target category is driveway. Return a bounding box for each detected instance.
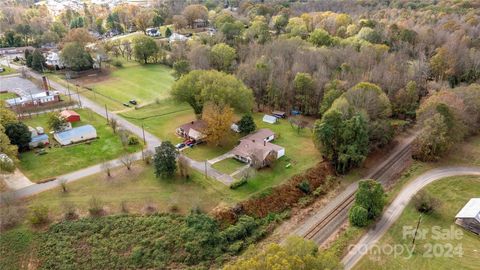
[342,166,480,270]
[2,170,35,190]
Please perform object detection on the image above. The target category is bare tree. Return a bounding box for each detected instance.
[109,118,118,134]
[120,153,135,170]
[101,161,112,177]
[58,178,68,193]
[143,150,154,165]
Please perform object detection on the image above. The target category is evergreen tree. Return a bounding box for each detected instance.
[154,141,177,178]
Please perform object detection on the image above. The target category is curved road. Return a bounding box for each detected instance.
[342,166,480,270]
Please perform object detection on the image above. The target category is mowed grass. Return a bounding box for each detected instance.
[0,65,17,76]
[85,61,174,109]
[23,163,235,217]
[355,176,480,270]
[212,158,246,175]
[18,109,142,181]
[0,92,17,100]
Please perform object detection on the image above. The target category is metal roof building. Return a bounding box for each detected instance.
[54,125,97,146]
[455,198,480,235]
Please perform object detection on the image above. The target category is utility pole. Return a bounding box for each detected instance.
[204,161,208,179]
[412,214,423,247]
[105,104,109,123]
[75,84,82,108]
[66,78,72,103]
[141,124,146,145]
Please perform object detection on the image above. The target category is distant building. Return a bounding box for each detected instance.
[232,128,285,167]
[455,198,480,235]
[193,19,208,28]
[60,110,81,123]
[28,126,49,148]
[5,91,61,108]
[54,125,97,146]
[169,33,188,43]
[176,120,207,142]
[146,28,160,37]
[45,52,64,69]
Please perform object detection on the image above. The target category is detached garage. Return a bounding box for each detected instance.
[54,125,97,146]
[60,110,81,123]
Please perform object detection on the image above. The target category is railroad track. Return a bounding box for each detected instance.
[303,142,413,242]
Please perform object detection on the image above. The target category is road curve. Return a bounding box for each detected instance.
[342,166,480,270]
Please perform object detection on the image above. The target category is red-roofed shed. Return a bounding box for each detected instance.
[60,110,81,123]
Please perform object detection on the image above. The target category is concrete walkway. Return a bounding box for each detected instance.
[2,170,35,190]
[207,152,234,165]
[342,166,480,270]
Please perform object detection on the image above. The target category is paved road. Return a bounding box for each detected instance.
[342,166,480,270]
[291,134,416,244]
[2,62,233,199]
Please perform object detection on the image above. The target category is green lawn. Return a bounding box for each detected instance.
[212,158,246,175]
[355,176,480,270]
[23,163,234,217]
[18,109,142,181]
[0,65,17,76]
[84,61,174,110]
[0,92,17,100]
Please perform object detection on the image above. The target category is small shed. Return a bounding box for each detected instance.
[29,134,49,148]
[60,110,81,123]
[262,115,277,124]
[272,110,286,118]
[455,198,480,235]
[54,125,97,146]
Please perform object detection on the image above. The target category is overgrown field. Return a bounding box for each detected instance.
[0,213,286,270]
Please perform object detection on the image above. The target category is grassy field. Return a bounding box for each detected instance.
[355,176,480,270]
[23,163,234,217]
[212,158,246,175]
[0,65,17,76]
[18,109,142,181]
[84,61,174,108]
[0,92,17,100]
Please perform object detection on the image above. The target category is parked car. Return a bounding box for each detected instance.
[129,99,137,105]
[176,143,185,149]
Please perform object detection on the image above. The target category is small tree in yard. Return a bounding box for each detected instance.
[101,161,112,177]
[120,153,134,170]
[88,196,104,217]
[48,112,68,132]
[173,59,190,79]
[178,155,190,179]
[202,103,234,146]
[133,36,159,64]
[28,204,49,226]
[413,190,441,214]
[31,49,45,72]
[109,118,118,133]
[62,201,78,220]
[238,114,256,134]
[154,141,177,178]
[5,122,31,151]
[58,178,68,193]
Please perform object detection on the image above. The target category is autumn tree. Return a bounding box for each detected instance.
[210,43,236,72]
[182,4,208,28]
[172,15,187,30]
[135,9,154,34]
[413,113,451,161]
[308,28,334,47]
[0,125,18,165]
[245,17,270,44]
[319,80,346,115]
[224,236,339,270]
[61,42,94,71]
[202,103,234,146]
[293,72,315,114]
[172,59,190,79]
[393,81,419,119]
[171,70,254,115]
[132,36,159,64]
[47,112,68,132]
[62,28,94,46]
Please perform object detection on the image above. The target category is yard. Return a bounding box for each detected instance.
[212,158,246,175]
[355,176,480,270]
[0,65,17,76]
[18,109,142,181]
[0,92,17,100]
[47,59,174,112]
[23,163,234,217]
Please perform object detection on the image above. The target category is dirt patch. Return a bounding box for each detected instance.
[71,69,112,86]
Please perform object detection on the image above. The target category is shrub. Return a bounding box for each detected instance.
[111,59,123,67]
[412,190,441,214]
[128,135,139,145]
[28,204,49,226]
[88,196,104,217]
[297,180,311,194]
[63,202,78,220]
[120,201,129,213]
[230,178,248,189]
[0,206,25,229]
[349,205,369,227]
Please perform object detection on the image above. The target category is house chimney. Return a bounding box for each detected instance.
[42,76,49,91]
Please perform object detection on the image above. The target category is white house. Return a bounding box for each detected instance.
[169,33,188,43]
[455,198,480,235]
[45,52,64,69]
[5,91,61,108]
